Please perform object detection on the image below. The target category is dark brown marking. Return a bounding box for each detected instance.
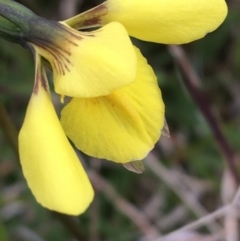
[33,68,41,94]
[83,17,102,27]
[80,3,108,28]
[40,71,48,91]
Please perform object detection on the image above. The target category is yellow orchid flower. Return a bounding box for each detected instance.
[66,0,228,44]
[19,53,94,215]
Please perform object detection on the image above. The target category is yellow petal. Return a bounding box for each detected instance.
[19,55,94,215]
[82,0,227,44]
[61,47,164,163]
[34,21,136,98]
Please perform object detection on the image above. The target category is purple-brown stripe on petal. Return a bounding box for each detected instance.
[82,4,107,28]
[68,2,108,30]
[33,68,41,94]
[33,62,48,94]
[83,17,102,27]
[41,70,48,91]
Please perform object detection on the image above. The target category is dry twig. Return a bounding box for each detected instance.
[153,187,240,241]
[168,44,239,185]
[89,170,161,240]
[146,153,222,234]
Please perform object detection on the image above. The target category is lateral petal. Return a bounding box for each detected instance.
[61,48,164,163]
[19,56,94,215]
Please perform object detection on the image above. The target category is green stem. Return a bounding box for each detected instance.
[0,16,20,36]
[0,0,36,31]
[0,1,59,44]
[0,1,36,43]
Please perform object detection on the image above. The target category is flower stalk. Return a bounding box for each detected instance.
[0,0,36,37]
[0,0,74,50]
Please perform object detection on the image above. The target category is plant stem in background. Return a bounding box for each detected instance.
[168,45,239,185]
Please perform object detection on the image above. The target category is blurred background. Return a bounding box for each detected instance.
[1,0,240,240]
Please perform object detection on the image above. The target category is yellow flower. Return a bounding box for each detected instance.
[17,0,228,215]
